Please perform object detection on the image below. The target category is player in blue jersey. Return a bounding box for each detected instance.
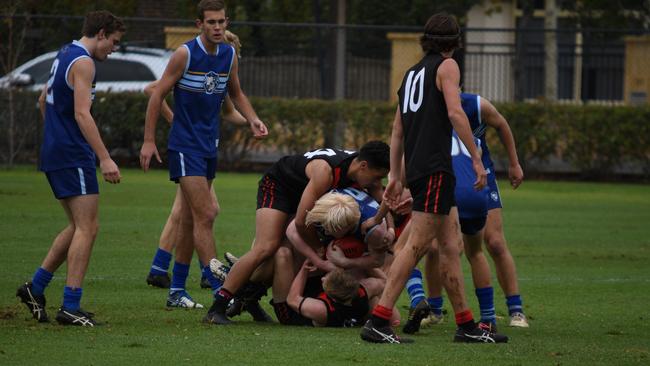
[417,93,528,328]
[139,0,268,312]
[143,31,248,293]
[16,11,125,327]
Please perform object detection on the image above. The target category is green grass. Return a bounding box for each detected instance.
[1,167,649,365]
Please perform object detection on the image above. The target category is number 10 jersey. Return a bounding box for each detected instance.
[397,53,453,184]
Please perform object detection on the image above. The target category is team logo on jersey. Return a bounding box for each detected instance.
[204,71,218,94]
[490,191,499,202]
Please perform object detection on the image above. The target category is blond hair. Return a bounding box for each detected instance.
[306,193,360,236]
[323,269,359,303]
[224,30,241,57]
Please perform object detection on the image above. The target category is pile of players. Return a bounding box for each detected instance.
[16,0,528,343]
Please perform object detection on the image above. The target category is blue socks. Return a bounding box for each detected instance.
[201,264,223,296]
[150,248,172,276]
[506,294,524,315]
[406,268,426,308]
[62,286,82,312]
[31,267,54,296]
[170,262,190,294]
[475,286,496,325]
[427,296,444,315]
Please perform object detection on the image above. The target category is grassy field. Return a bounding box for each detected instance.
[1,167,649,365]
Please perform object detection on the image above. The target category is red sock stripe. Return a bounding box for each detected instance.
[455,309,474,325]
[423,174,434,213]
[433,172,443,213]
[218,288,233,301]
[371,305,393,320]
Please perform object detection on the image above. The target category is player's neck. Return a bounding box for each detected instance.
[199,33,218,54]
[77,37,97,57]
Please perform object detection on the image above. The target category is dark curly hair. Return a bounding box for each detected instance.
[358,140,390,171]
[420,12,461,54]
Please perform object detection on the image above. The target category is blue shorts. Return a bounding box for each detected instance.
[455,185,488,235]
[45,167,98,199]
[486,172,503,210]
[459,216,487,235]
[168,150,217,182]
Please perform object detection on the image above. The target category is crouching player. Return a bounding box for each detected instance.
[286,261,389,327]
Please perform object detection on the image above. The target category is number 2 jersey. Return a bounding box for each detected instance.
[397,53,453,184]
[40,40,97,172]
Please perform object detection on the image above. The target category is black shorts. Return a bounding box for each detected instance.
[409,171,456,215]
[256,174,302,214]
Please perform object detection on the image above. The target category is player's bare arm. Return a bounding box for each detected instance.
[38,85,47,120]
[286,261,328,326]
[226,56,268,138]
[286,219,335,272]
[296,159,334,241]
[384,107,405,209]
[140,46,187,171]
[143,80,173,124]
[438,58,486,190]
[481,98,524,189]
[71,57,120,184]
[222,95,247,125]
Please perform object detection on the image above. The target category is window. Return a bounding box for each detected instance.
[95,59,156,82]
[22,58,55,84]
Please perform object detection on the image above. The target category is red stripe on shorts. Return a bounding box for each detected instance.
[424,174,434,213]
[262,177,268,207]
[269,182,275,208]
[433,172,443,213]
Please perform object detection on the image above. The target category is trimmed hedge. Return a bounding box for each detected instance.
[1,91,649,178]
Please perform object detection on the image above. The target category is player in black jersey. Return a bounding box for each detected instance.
[205,141,390,324]
[286,265,386,327]
[361,13,507,344]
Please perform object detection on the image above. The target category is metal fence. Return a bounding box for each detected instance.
[1,14,648,103]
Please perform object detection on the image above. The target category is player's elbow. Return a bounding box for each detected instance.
[74,110,92,125]
[447,108,465,124]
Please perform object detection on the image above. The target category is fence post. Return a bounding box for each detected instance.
[544,0,558,101]
[332,0,346,148]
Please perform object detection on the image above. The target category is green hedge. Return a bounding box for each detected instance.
[1,91,649,178]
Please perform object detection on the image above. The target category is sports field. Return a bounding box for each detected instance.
[1,167,649,365]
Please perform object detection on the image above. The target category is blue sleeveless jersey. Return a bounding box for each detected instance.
[451,130,490,218]
[40,41,97,172]
[168,37,235,158]
[460,92,494,173]
[334,187,380,241]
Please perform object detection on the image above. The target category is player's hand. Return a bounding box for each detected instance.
[316,258,337,272]
[139,141,161,172]
[508,163,524,189]
[394,189,413,215]
[326,242,347,268]
[249,119,268,139]
[472,159,487,191]
[360,217,378,235]
[383,178,403,210]
[301,260,317,272]
[100,158,121,184]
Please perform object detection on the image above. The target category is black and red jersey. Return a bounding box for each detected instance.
[265,148,359,192]
[397,53,454,184]
[315,286,370,327]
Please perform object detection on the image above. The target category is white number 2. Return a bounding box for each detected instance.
[402,67,425,114]
[45,58,59,105]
